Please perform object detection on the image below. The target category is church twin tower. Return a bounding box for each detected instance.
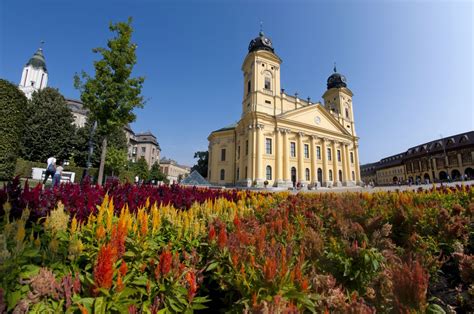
[208,31,361,187]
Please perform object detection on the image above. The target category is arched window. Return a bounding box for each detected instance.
[305,168,310,181]
[329,170,333,181]
[352,171,355,181]
[338,170,343,181]
[317,168,323,183]
[345,108,349,118]
[266,166,272,180]
[220,169,225,180]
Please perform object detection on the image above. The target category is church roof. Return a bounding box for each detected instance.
[248,31,275,54]
[211,123,237,134]
[327,65,347,89]
[26,48,47,72]
[180,170,210,186]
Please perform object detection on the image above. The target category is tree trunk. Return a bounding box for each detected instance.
[98,137,107,186]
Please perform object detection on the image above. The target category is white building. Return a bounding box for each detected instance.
[19,47,48,99]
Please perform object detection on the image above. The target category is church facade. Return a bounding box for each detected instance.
[207,31,361,188]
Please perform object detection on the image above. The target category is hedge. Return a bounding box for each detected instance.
[14,158,98,183]
[0,79,27,180]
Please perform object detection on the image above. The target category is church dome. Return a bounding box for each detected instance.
[248,31,275,53]
[327,65,347,89]
[26,48,47,72]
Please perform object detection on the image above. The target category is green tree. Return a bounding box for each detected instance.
[74,18,145,185]
[0,79,27,180]
[149,162,168,183]
[73,118,128,168]
[130,157,149,182]
[20,87,76,163]
[105,147,127,177]
[191,151,209,178]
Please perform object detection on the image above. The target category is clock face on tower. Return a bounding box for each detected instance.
[263,38,272,46]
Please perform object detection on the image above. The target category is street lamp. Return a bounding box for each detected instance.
[83,121,98,182]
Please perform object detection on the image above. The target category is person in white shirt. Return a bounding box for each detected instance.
[43,156,57,185]
[52,161,63,187]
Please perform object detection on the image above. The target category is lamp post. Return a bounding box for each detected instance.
[83,121,98,182]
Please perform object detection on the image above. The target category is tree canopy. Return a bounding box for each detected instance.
[74,17,145,185]
[191,151,208,178]
[0,79,27,180]
[20,87,76,163]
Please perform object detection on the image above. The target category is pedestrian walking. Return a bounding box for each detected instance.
[43,156,56,185]
[52,161,63,187]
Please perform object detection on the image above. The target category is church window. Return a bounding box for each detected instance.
[264,77,271,90]
[316,146,321,160]
[237,146,240,159]
[220,169,225,180]
[247,80,251,95]
[237,168,240,180]
[350,152,354,163]
[304,144,309,158]
[245,166,248,178]
[246,140,249,155]
[266,138,272,154]
[221,149,226,161]
[338,170,342,181]
[40,73,45,88]
[266,166,272,180]
[327,148,332,161]
[352,171,355,181]
[265,100,271,104]
[305,168,310,181]
[329,170,333,181]
[290,142,296,157]
[337,150,341,162]
[345,108,349,118]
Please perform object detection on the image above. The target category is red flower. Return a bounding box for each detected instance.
[218,227,228,249]
[159,250,173,276]
[208,224,216,241]
[263,257,277,282]
[93,243,116,293]
[116,273,124,292]
[119,260,128,277]
[111,222,127,259]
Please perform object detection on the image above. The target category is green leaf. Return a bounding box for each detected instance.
[7,290,22,311]
[426,303,446,314]
[192,303,208,310]
[20,264,40,279]
[206,262,219,271]
[94,297,107,314]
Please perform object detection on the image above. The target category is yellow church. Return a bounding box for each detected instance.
[207,31,361,188]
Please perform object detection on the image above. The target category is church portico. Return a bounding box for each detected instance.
[208,30,361,188]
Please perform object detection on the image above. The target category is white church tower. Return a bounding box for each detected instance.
[19,46,48,99]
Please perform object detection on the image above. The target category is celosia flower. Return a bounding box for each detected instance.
[111,222,127,259]
[93,244,116,293]
[96,225,106,240]
[159,249,172,276]
[218,227,227,249]
[116,273,124,292]
[263,257,277,283]
[119,260,128,277]
[208,224,216,241]
[44,202,69,234]
[185,271,198,302]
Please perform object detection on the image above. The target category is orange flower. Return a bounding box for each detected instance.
[93,243,116,293]
[233,214,241,230]
[119,260,128,277]
[185,271,198,302]
[116,273,124,292]
[111,222,127,259]
[301,278,309,291]
[263,257,277,283]
[96,225,106,240]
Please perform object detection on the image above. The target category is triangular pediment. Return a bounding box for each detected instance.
[277,104,350,135]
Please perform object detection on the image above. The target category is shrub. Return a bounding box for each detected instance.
[0,79,27,180]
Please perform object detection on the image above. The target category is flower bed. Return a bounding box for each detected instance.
[0,182,473,313]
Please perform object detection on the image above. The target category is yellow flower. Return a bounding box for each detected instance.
[71,216,78,234]
[49,237,59,253]
[45,202,69,234]
[15,221,26,245]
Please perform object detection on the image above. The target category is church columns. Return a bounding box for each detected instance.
[342,143,352,186]
[275,128,284,186]
[297,132,305,183]
[353,143,361,184]
[321,138,329,186]
[282,129,291,183]
[255,123,265,186]
[246,125,254,186]
[310,135,317,187]
[332,141,340,186]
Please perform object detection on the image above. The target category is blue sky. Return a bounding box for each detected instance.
[1,0,472,166]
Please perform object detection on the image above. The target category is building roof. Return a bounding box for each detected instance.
[211,123,237,134]
[405,131,474,159]
[327,65,347,89]
[135,131,160,149]
[248,31,275,54]
[160,157,190,169]
[180,170,210,186]
[66,98,88,115]
[26,48,47,72]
